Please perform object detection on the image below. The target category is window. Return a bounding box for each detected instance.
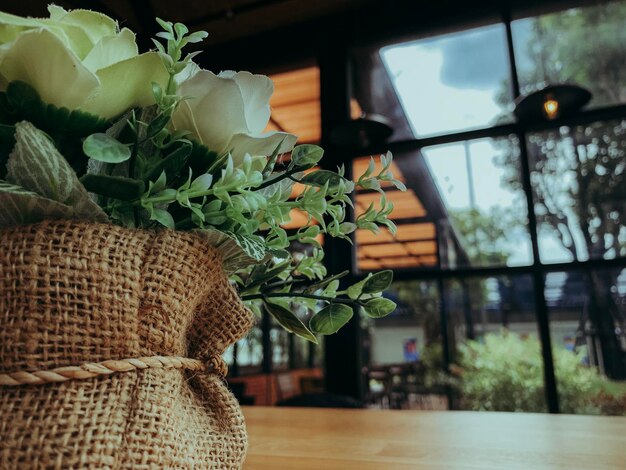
[350,0,626,414]
[380,23,513,139]
[512,2,626,108]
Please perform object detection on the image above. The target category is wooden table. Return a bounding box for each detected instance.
[242,406,626,469]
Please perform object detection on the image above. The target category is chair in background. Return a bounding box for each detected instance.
[299,376,324,394]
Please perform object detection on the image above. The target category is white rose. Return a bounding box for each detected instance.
[0,6,168,119]
[171,69,297,165]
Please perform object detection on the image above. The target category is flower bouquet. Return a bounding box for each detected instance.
[0,6,404,469]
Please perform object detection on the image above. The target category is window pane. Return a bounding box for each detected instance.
[445,274,546,412]
[271,320,290,371]
[529,119,626,263]
[512,3,626,108]
[362,280,446,409]
[236,325,263,372]
[546,269,626,415]
[422,136,533,268]
[380,23,513,138]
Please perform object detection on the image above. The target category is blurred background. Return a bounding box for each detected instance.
[8,0,626,415]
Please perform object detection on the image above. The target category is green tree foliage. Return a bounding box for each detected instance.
[456,332,626,415]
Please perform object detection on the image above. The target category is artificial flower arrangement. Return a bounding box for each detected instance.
[0,5,404,468]
[0,7,404,338]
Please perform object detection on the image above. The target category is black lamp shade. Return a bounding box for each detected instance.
[514,84,592,122]
[330,113,393,149]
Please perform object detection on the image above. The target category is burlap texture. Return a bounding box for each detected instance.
[0,220,255,469]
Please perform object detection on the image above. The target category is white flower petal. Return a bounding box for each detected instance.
[223,71,273,135]
[228,131,297,166]
[1,29,98,111]
[82,52,168,119]
[173,70,249,152]
[52,8,118,45]
[82,27,138,72]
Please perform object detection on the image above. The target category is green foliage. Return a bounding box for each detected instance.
[0,17,403,338]
[455,332,626,415]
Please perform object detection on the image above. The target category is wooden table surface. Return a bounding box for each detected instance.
[242,406,626,469]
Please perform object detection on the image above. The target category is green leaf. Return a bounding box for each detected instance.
[80,174,145,201]
[362,270,394,294]
[310,303,353,335]
[83,133,131,163]
[187,141,219,177]
[244,259,291,292]
[300,170,348,190]
[304,270,349,294]
[6,121,107,222]
[291,144,324,168]
[150,208,175,229]
[347,274,371,300]
[145,141,191,182]
[362,297,396,318]
[195,228,267,273]
[265,301,318,343]
[0,181,76,228]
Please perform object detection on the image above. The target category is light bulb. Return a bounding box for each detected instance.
[543,95,559,120]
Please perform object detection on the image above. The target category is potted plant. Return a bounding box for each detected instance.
[0,6,404,468]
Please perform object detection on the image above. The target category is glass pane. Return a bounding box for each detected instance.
[422,136,533,268]
[236,325,263,372]
[512,3,626,108]
[362,280,446,410]
[292,335,309,369]
[271,320,290,371]
[546,269,626,415]
[380,23,513,138]
[445,274,546,412]
[529,119,626,263]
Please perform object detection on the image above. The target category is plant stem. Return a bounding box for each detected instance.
[255,167,302,191]
[241,292,358,305]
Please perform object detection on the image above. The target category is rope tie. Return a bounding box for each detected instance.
[0,355,227,387]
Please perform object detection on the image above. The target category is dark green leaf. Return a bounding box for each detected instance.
[80,174,145,201]
[265,301,318,343]
[304,270,349,294]
[362,270,393,294]
[362,297,396,318]
[83,133,131,163]
[145,141,191,182]
[187,141,219,176]
[310,303,353,334]
[146,111,171,138]
[300,170,347,189]
[244,260,291,291]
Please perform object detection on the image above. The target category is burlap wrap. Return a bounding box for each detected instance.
[0,221,255,469]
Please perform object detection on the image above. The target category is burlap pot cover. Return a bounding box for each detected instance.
[0,220,255,469]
